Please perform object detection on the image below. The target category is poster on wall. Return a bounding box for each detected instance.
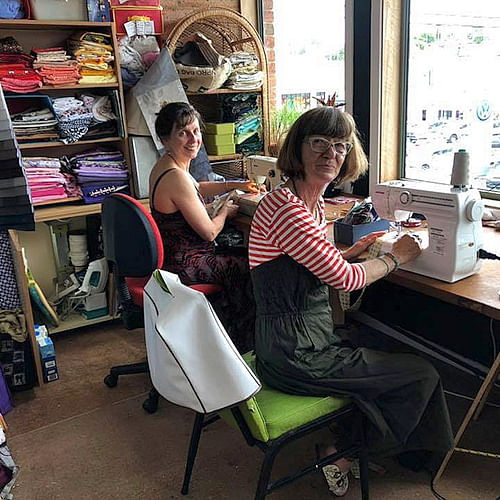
[86,0,111,22]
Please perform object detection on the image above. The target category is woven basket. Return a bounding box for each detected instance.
[165,7,270,156]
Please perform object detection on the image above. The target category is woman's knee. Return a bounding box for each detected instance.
[406,354,440,386]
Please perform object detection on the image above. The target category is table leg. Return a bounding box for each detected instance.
[433,351,500,484]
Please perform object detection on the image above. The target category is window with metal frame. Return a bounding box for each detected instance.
[401,0,500,199]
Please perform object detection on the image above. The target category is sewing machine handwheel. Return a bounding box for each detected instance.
[465,200,484,222]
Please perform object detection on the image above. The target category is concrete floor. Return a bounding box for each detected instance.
[5,322,500,500]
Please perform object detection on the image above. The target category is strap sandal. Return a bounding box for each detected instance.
[321,463,349,497]
[315,444,349,497]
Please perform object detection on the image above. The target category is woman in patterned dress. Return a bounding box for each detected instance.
[149,102,258,352]
[248,106,453,496]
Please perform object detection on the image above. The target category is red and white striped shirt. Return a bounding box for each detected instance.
[249,187,366,292]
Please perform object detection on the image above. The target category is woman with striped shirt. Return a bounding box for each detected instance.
[248,106,453,496]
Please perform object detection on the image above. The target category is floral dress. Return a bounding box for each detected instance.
[150,168,254,352]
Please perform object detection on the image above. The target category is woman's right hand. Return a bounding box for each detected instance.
[221,199,239,219]
[391,233,422,265]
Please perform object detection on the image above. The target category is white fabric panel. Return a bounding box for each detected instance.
[144,270,261,413]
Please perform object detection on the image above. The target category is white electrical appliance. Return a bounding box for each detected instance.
[246,155,283,191]
[372,180,484,283]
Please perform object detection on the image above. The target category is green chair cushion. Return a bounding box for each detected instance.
[220,352,351,443]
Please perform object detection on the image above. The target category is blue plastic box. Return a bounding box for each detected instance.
[334,219,391,246]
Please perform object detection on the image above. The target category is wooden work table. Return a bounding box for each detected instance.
[384,227,500,321]
[234,212,500,320]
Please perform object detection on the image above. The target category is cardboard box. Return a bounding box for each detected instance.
[203,133,234,147]
[334,219,391,245]
[37,335,55,359]
[30,0,87,20]
[41,356,59,383]
[205,143,236,156]
[204,122,235,135]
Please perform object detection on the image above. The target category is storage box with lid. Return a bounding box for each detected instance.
[30,0,88,21]
[203,122,235,155]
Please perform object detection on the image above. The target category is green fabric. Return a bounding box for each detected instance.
[220,352,351,443]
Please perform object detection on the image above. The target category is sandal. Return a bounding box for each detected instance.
[321,464,349,497]
[315,444,349,497]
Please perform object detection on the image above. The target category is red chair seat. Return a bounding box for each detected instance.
[125,277,223,308]
[125,277,150,307]
[189,283,223,296]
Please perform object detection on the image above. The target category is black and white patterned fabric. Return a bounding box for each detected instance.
[0,231,21,310]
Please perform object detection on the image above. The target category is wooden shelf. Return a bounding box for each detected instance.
[0,20,113,30]
[35,202,103,222]
[20,137,122,150]
[49,313,118,335]
[33,197,81,207]
[34,197,149,222]
[39,83,118,91]
[187,88,262,95]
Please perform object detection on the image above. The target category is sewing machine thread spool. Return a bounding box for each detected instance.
[451,149,470,188]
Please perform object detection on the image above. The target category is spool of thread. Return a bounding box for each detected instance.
[450,149,470,187]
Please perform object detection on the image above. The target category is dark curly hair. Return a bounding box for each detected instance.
[154,102,203,140]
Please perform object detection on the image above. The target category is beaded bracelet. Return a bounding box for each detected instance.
[377,256,391,277]
[384,252,400,271]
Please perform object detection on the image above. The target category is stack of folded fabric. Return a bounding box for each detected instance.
[225,52,264,91]
[52,96,94,143]
[32,47,80,86]
[0,85,34,231]
[10,107,58,143]
[80,93,118,139]
[220,93,263,154]
[67,32,117,84]
[68,149,129,204]
[0,36,42,93]
[21,156,75,204]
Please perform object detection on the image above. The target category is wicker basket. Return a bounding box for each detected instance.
[165,7,270,156]
[210,157,246,180]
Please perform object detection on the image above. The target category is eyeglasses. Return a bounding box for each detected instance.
[306,136,353,156]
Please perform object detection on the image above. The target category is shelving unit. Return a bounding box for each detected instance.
[1,18,131,385]
[49,313,117,335]
[166,7,270,178]
[19,137,123,150]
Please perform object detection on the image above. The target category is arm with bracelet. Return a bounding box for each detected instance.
[360,233,420,284]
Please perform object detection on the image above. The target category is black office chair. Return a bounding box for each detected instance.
[101,193,222,413]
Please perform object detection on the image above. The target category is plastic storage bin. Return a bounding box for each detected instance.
[30,0,87,21]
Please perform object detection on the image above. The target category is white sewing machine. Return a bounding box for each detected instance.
[246,155,283,191]
[235,155,284,216]
[372,180,484,283]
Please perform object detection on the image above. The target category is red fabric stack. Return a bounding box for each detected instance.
[0,37,42,93]
[0,52,42,93]
[32,47,80,86]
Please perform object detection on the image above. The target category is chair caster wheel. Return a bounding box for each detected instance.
[142,397,158,414]
[104,374,118,388]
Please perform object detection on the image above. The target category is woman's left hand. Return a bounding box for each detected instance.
[342,231,387,260]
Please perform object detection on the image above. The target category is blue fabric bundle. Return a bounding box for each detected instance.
[0,0,25,19]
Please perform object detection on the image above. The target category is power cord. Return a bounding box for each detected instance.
[478,249,500,260]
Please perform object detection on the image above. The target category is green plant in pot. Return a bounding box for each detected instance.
[269,104,303,157]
